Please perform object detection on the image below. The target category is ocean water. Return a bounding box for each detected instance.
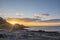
[27,26,60,31]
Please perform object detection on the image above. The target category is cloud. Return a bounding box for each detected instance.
[16,13,24,16]
[33,13,50,20]
[33,14,49,17]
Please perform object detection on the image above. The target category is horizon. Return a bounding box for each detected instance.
[6,18,60,26]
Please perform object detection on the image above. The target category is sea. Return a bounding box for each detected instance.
[28,26,60,31]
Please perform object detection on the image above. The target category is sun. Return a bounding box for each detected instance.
[10,21,17,25]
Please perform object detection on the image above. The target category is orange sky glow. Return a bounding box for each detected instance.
[6,18,60,26]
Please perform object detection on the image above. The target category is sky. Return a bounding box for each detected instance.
[0,0,60,20]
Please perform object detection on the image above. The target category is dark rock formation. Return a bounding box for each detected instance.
[0,34,7,38]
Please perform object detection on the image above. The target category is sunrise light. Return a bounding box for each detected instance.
[9,21,17,25]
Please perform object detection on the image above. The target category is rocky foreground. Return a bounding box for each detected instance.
[0,29,60,40]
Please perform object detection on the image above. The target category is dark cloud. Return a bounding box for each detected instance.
[33,14,49,17]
